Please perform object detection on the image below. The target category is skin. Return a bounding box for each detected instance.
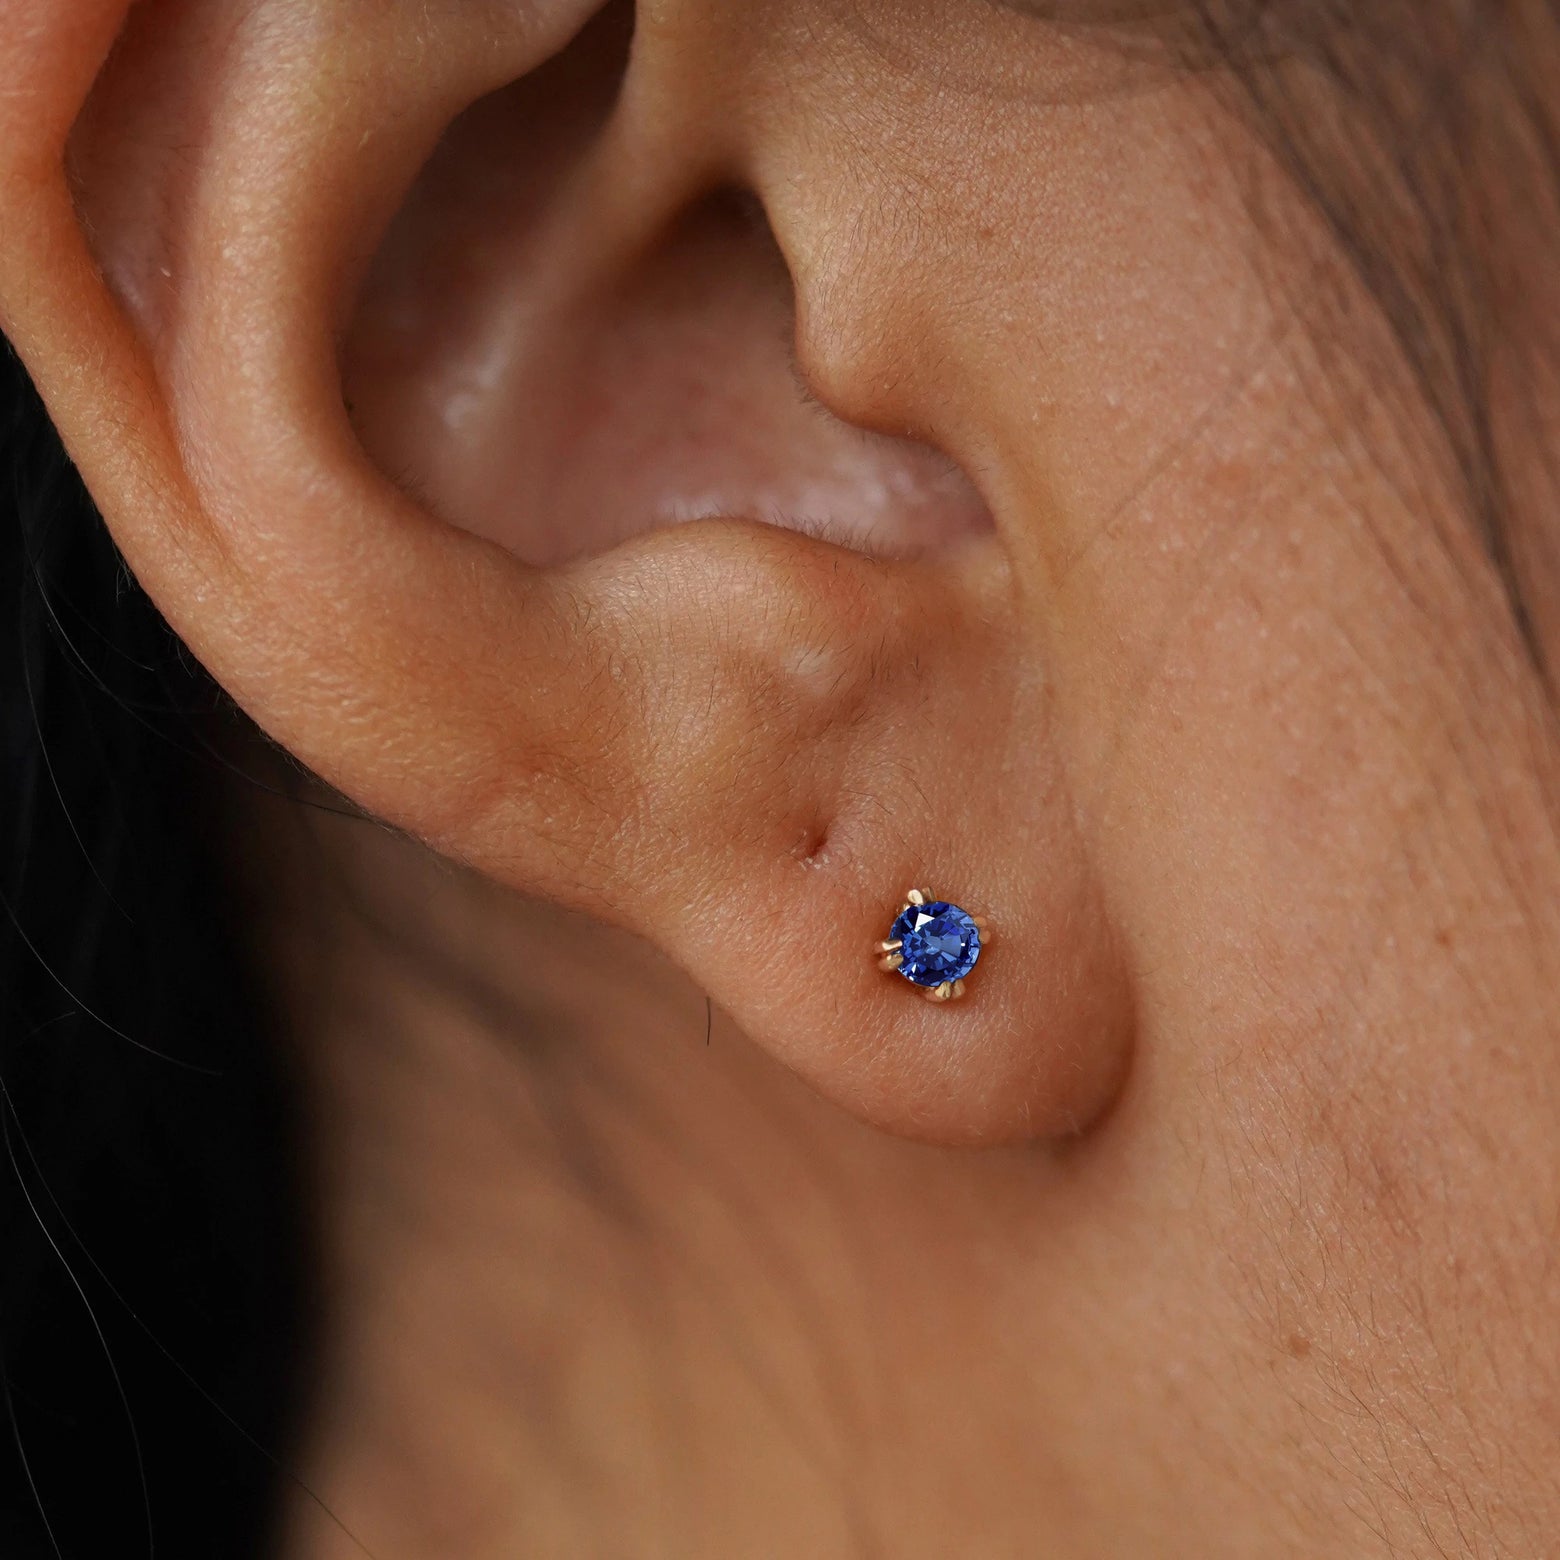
[2,0,1559,1554]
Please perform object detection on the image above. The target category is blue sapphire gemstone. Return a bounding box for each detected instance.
[890,900,982,988]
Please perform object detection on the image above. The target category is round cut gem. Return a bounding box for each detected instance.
[890,900,982,988]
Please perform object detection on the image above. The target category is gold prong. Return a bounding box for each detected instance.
[951,980,966,1000]
[907,888,926,906]
[879,954,905,972]
[972,916,988,929]
[878,939,903,954]
[927,982,954,1003]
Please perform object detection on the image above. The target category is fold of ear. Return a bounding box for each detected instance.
[340,3,997,567]
[0,0,1133,1145]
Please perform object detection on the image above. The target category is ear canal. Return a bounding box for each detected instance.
[0,0,1135,1145]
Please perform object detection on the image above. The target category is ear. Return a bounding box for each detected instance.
[0,0,1131,1145]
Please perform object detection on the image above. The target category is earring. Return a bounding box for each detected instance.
[875,889,988,1003]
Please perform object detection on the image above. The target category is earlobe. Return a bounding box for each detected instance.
[0,0,1134,1145]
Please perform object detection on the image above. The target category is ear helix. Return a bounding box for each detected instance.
[0,0,1135,1145]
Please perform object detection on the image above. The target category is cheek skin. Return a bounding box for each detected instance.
[698,1,1560,1548]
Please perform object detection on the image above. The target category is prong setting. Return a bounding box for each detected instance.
[876,891,987,1002]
